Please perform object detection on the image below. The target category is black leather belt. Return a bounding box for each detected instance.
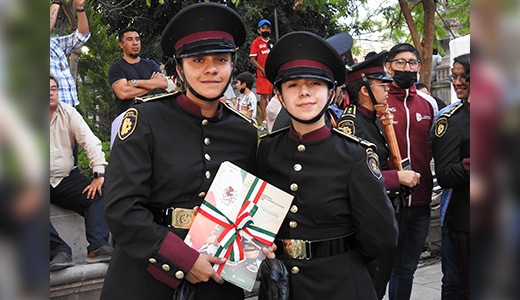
[149,206,197,229]
[274,233,357,260]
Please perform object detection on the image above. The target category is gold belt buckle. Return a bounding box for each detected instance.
[282,239,307,260]
[171,208,197,229]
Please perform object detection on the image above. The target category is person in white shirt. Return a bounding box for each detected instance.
[235,71,258,121]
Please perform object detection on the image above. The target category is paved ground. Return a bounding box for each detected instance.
[246,256,442,300]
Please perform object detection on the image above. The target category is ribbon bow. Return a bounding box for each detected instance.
[198,179,275,274]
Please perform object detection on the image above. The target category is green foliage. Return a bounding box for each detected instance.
[78,141,111,179]
[75,0,120,141]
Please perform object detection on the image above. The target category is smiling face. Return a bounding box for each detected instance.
[451,62,470,100]
[278,78,331,122]
[178,53,233,101]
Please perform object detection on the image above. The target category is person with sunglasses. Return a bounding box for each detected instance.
[384,43,437,300]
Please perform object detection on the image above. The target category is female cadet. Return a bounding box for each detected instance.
[336,51,421,299]
[257,31,398,300]
[101,3,259,299]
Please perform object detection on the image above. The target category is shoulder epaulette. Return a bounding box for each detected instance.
[258,125,289,140]
[340,104,357,118]
[221,101,257,128]
[336,104,357,135]
[332,128,376,149]
[134,91,179,104]
[439,102,464,119]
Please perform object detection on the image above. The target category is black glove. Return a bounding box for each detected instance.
[258,258,289,300]
[172,281,195,300]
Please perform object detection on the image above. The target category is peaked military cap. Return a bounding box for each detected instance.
[325,32,353,58]
[347,50,393,83]
[265,31,346,87]
[160,3,246,58]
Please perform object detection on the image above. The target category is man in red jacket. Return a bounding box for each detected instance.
[384,43,436,300]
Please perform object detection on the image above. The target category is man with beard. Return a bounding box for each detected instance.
[384,43,437,300]
[108,27,168,147]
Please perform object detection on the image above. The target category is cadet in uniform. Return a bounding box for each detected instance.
[431,53,470,300]
[336,51,421,299]
[101,3,258,299]
[257,31,398,300]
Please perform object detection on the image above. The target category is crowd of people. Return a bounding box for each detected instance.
[50,2,469,300]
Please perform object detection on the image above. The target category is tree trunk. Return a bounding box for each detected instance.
[398,0,436,87]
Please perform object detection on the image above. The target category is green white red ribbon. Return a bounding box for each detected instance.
[198,178,275,274]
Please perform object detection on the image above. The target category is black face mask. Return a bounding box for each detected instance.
[392,70,417,89]
[261,31,270,38]
[239,87,246,94]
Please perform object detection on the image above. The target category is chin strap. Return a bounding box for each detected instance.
[361,73,379,106]
[175,54,236,102]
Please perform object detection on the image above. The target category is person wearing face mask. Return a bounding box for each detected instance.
[431,53,470,300]
[235,71,257,119]
[257,31,398,300]
[101,3,266,299]
[250,19,274,123]
[337,50,421,299]
[384,43,437,300]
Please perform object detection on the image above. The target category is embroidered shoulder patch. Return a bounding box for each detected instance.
[118,108,138,140]
[434,117,448,138]
[338,119,355,135]
[366,148,382,179]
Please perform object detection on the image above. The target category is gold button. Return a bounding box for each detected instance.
[204,153,211,161]
[297,144,306,152]
[290,183,298,191]
[202,119,209,126]
[291,266,300,274]
[205,171,211,179]
[175,270,185,279]
[162,264,171,272]
[290,205,298,214]
[289,220,298,228]
[204,137,211,145]
[148,258,157,264]
[293,164,302,172]
[198,192,206,197]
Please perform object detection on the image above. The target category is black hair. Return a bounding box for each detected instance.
[50,75,59,87]
[386,43,420,62]
[364,51,377,60]
[236,71,255,89]
[433,48,438,55]
[118,27,140,42]
[415,82,429,91]
[453,53,470,82]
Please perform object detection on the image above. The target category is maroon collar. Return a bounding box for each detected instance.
[358,105,376,121]
[387,82,417,101]
[177,94,224,120]
[289,125,331,143]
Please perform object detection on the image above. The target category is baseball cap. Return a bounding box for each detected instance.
[257,19,271,28]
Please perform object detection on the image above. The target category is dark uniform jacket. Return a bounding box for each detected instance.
[256,125,398,300]
[101,93,258,300]
[431,100,470,233]
[337,104,401,196]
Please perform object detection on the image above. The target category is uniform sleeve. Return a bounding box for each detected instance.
[68,108,107,174]
[432,118,469,189]
[349,146,398,261]
[104,108,199,289]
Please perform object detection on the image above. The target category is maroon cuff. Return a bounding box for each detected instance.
[382,169,400,189]
[146,231,200,289]
[462,158,470,172]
